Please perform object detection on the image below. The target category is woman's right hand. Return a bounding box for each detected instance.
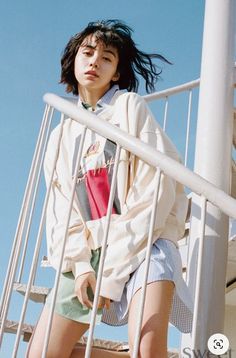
[74,272,110,310]
[75,271,96,309]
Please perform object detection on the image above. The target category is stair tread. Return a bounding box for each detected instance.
[13,283,50,303]
[0,318,34,336]
[13,283,50,294]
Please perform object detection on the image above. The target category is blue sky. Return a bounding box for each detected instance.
[0,0,205,355]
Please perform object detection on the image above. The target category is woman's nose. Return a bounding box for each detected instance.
[89,54,99,68]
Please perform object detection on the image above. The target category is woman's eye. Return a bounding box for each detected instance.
[83,51,92,56]
[103,57,111,62]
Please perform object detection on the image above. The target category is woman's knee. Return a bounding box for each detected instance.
[129,335,167,358]
[26,328,67,358]
[27,344,61,358]
[141,334,167,358]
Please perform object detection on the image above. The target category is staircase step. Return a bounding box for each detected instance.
[0,319,34,342]
[13,283,50,303]
[75,336,129,352]
[75,337,178,356]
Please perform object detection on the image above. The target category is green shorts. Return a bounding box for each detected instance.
[46,249,103,324]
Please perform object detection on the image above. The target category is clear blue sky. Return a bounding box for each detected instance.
[0,0,205,356]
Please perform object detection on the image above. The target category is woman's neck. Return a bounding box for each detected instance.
[78,85,110,108]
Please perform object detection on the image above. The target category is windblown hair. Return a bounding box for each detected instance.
[60,19,170,95]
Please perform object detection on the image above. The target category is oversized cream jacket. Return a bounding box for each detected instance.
[44,90,188,301]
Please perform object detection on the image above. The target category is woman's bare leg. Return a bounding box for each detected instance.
[26,305,89,358]
[128,280,174,358]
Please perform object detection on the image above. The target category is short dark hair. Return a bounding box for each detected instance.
[60,19,170,95]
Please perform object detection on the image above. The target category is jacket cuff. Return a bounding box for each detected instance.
[72,261,95,280]
[100,277,125,302]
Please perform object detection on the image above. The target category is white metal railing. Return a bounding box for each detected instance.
[0,85,235,357]
[43,93,236,218]
[0,104,54,324]
[143,78,200,101]
[144,78,200,167]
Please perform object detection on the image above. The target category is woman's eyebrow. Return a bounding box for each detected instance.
[82,44,117,58]
[82,44,96,50]
[103,49,117,58]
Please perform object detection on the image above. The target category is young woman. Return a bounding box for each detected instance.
[27,20,193,358]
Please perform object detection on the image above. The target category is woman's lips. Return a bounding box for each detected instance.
[85,71,99,77]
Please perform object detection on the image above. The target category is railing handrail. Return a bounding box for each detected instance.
[143,78,200,102]
[143,61,235,102]
[43,93,236,220]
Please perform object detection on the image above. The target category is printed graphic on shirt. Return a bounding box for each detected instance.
[72,134,121,221]
[84,141,100,158]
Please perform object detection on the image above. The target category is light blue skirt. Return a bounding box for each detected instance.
[102,239,193,333]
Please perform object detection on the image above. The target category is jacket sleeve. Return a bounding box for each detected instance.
[44,125,94,279]
[86,94,184,301]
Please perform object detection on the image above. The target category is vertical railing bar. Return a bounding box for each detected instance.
[0,104,51,315]
[185,192,193,284]
[41,125,87,358]
[17,107,54,283]
[191,195,207,347]
[12,114,65,357]
[132,169,162,358]
[0,104,52,345]
[184,90,193,167]
[163,97,169,132]
[85,144,121,358]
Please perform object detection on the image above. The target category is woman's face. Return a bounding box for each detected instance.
[74,35,120,96]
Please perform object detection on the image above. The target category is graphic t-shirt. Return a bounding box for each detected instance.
[72,131,121,221]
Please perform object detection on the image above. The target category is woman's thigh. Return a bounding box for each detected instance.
[128,280,174,358]
[26,305,89,358]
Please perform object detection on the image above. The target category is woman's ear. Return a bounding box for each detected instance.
[112,71,120,82]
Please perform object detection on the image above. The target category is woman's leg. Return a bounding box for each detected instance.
[128,280,174,358]
[26,305,89,358]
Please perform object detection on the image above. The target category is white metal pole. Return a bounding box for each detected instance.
[184,90,193,167]
[163,97,169,132]
[181,0,235,353]
[191,196,207,347]
[42,125,87,358]
[132,170,162,358]
[84,145,121,358]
